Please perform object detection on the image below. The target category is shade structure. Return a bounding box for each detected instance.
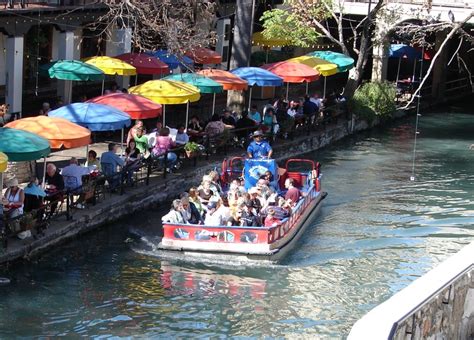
[0,152,7,172]
[5,116,91,149]
[87,93,162,120]
[288,56,338,77]
[149,50,193,69]
[185,47,222,64]
[115,53,170,75]
[164,73,223,94]
[129,80,201,104]
[252,32,291,47]
[230,67,283,87]
[388,44,421,59]
[39,60,105,81]
[307,51,355,73]
[48,103,131,132]
[84,56,136,76]
[197,69,248,91]
[0,128,51,162]
[261,61,319,83]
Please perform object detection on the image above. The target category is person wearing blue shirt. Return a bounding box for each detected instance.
[247,131,273,159]
[100,143,125,175]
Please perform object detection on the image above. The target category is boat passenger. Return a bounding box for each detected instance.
[248,187,263,214]
[180,195,204,225]
[161,199,186,224]
[204,201,226,226]
[247,130,273,159]
[241,201,261,226]
[188,188,205,216]
[264,208,283,227]
[256,179,273,202]
[227,209,244,227]
[198,181,216,206]
[284,178,303,205]
[261,194,290,220]
[208,170,223,195]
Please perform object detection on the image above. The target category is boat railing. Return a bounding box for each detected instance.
[267,184,319,243]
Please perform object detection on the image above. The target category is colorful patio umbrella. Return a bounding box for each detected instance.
[0,152,8,173]
[164,73,223,121]
[261,61,319,99]
[87,93,162,120]
[39,60,105,81]
[129,80,201,126]
[48,103,131,132]
[115,53,170,76]
[307,51,355,73]
[185,47,222,64]
[231,67,283,109]
[84,56,137,76]
[5,116,91,149]
[0,127,51,162]
[288,56,338,98]
[252,32,290,47]
[198,69,248,116]
[149,50,194,70]
[388,44,422,83]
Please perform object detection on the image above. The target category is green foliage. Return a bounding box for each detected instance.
[184,142,200,152]
[261,2,328,48]
[349,82,397,122]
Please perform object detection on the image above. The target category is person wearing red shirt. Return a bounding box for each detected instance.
[284,178,302,205]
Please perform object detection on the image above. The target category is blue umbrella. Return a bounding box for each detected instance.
[48,103,131,132]
[388,44,422,83]
[49,103,131,154]
[230,67,283,109]
[148,50,193,69]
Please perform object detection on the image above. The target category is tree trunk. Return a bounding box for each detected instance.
[229,0,254,69]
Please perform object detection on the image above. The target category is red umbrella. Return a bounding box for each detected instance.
[87,93,162,119]
[185,47,222,64]
[115,53,170,75]
[261,61,319,83]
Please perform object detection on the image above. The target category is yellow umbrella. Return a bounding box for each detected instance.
[0,152,7,173]
[289,56,339,97]
[84,56,136,76]
[129,80,201,126]
[252,32,290,47]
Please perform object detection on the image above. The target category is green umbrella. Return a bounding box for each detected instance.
[164,73,223,94]
[39,60,105,81]
[307,51,355,73]
[164,73,223,123]
[0,128,51,162]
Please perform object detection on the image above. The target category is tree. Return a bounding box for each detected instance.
[93,0,217,57]
[261,0,386,98]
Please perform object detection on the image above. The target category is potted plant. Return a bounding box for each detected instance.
[184,142,201,158]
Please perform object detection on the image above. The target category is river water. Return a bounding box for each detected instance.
[1,112,473,338]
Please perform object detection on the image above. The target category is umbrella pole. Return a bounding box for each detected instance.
[163,105,166,127]
[85,144,89,164]
[266,50,269,64]
[285,82,289,101]
[101,78,105,95]
[0,173,3,194]
[42,157,47,189]
[412,58,416,82]
[212,93,216,116]
[185,101,190,128]
[305,82,309,95]
[323,77,327,99]
[248,87,253,111]
[396,57,401,84]
[121,128,125,156]
[135,75,138,86]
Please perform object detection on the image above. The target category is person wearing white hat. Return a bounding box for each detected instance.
[247,130,273,159]
[3,177,24,219]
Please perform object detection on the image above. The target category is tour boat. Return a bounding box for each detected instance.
[158,157,327,263]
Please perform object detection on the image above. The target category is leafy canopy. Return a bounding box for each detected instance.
[261,0,332,48]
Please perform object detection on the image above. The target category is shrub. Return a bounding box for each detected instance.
[349,81,397,123]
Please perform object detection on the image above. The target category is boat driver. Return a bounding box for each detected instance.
[247,130,273,159]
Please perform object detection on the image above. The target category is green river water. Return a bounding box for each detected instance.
[0,111,473,338]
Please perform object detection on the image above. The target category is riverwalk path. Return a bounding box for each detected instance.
[0,111,398,266]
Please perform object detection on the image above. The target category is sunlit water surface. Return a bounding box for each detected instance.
[1,112,473,338]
